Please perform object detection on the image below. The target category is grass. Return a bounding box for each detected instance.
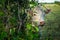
[42,4,60,40]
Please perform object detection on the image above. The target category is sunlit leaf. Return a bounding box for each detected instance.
[26,23,32,30]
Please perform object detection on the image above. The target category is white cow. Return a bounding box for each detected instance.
[26,4,51,26]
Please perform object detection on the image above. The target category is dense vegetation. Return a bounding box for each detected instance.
[0,0,60,40]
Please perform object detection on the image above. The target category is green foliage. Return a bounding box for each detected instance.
[30,1,38,8]
[26,23,32,30]
[0,31,7,40]
[55,1,60,5]
[0,11,5,16]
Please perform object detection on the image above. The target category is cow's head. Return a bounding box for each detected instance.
[26,6,51,26]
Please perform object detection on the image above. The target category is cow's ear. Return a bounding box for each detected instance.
[25,9,33,13]
[25,9,33,16]
[28,10,33,14]
[45,9,51,14]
